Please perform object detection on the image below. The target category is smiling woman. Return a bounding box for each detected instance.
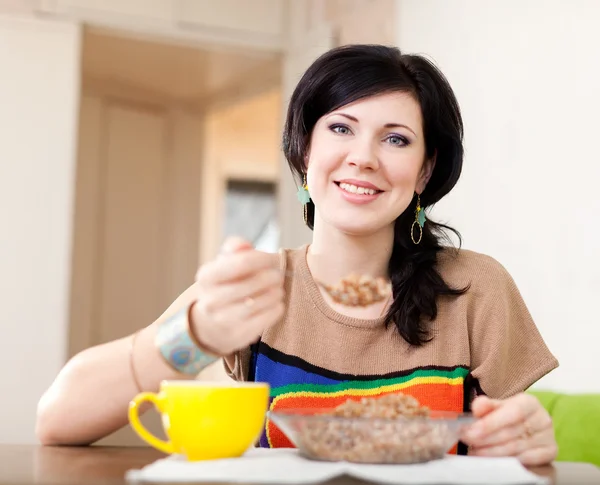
[237,45,558,463]
[37,44,558,468]
[283,46,466,343]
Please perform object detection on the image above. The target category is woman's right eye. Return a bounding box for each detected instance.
[329,124,352,135]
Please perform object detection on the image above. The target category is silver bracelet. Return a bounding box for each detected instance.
[155,303,219,376]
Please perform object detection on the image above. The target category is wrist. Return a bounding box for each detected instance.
[154,303,219,376]
[187,301,223,358]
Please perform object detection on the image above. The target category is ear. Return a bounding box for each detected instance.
[303,144,311,171]
[415,151,436,194]
[302,134,312,172]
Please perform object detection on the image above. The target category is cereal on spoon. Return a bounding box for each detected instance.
[320,273,391,307]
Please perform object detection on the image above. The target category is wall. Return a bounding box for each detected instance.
[200,88,281,263]
[0,15,81,443]
[34,0,288,51]
[397,0,600,392]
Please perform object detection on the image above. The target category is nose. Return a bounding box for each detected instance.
[345,136,379,171]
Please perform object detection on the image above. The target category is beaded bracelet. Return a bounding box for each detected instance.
[154,303,219,376]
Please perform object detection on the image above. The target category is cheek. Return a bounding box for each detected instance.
[386,162,422,189]
[307,163,335,201]
[306,141,341,189]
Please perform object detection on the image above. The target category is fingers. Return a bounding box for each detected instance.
[471,396,501,418]
[468,406,553,448]
[215,285,284,323]
[197,249,279,285]
[516,441,558,467]
[469,435,529,458]
[197,269,284,313]
[464,393,557,466]
[236,299,286,344]
[470,426,556,463]
[192,288,285,356]
[220,236,253,255]
[464,393,539,441]
[468,422,525,449]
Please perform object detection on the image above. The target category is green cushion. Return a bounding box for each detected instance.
[529,390,600,466]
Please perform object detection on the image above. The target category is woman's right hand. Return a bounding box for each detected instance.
[190,237,285,356]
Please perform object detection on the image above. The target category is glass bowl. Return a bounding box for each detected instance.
[267,409,475,464]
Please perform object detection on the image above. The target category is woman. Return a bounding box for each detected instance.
[37,44,558,465]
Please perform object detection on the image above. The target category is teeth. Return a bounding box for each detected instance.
[339,183,377,195]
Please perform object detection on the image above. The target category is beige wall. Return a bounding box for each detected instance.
[200,88,281,263]
[37,0,287,51]
[0,15,81,443]
[325,0,396,46]
[397,0,600,393]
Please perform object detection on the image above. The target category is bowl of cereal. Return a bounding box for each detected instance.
[267,393,475,464]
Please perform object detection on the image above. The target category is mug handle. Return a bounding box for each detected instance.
[128,392,175,455]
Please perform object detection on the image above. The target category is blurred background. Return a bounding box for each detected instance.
[1,0,598,445]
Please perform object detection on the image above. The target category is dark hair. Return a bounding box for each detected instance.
[283,44,468,346]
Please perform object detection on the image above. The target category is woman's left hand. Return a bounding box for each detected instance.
[461,393,557,466]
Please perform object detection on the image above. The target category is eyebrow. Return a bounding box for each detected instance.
[334,113,417,137]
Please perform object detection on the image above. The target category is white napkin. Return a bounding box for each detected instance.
[126,448,548,484]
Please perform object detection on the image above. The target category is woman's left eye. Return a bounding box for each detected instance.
[386,134,408,146]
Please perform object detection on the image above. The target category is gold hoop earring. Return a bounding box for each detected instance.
[411,194,425,244]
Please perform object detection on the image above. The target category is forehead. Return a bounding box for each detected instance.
[326,92,422,127]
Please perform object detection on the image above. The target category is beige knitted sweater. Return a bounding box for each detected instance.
[224,245,558,449]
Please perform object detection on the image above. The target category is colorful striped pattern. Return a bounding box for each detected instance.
[252,343,469,449]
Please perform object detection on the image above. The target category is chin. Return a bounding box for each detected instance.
[328,217,391,237]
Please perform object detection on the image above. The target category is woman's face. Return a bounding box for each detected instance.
[306,91,434,236]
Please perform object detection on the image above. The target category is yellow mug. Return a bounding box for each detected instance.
[129,380,270,461]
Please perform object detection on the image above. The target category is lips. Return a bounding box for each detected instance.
[334,179,384,205]
[334,179,383,196]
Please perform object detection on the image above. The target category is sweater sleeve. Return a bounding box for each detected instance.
[467,256,558,399]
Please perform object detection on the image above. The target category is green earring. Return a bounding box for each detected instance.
[296,175,311,204]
